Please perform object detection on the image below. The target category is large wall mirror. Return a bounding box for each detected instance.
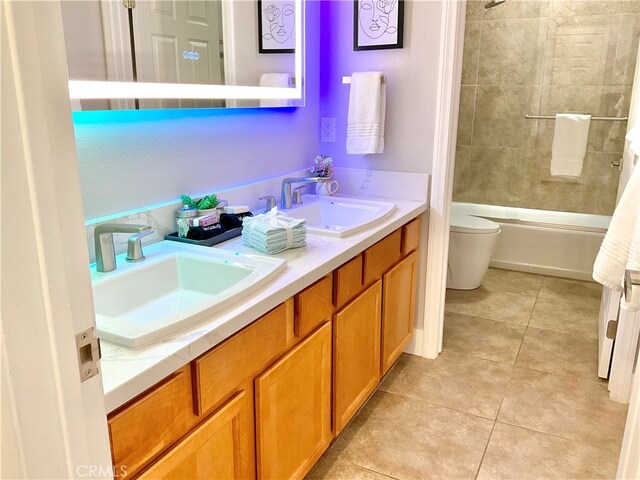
[61,0,304,110]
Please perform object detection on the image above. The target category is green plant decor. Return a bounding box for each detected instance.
[181,193,219,210]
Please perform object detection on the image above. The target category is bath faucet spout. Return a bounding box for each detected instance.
[94,223,154,272]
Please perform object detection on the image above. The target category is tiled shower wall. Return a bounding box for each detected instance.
[453,0,640,215]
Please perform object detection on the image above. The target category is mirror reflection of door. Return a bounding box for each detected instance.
[133,0,225,108]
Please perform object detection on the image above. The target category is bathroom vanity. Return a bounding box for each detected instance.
[104,213,423,479]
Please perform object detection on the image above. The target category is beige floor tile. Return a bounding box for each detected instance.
[515,327,599,379]
[477,423,618,480]
[529,297,599,340]
[327,391,494,480]
[498,368,627,453]
[379,352,512,419]
[445,287,537,325]
[539,276,602,306]
[306,456,393,480]
[483,268,544,296]
[443,312,526,364]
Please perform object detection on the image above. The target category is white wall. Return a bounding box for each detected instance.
[74,0,442,219]
[318,0,442,174]
[74,0,320,220]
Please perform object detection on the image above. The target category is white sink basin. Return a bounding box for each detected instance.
[90,241,286,348]
[286,195,396,237]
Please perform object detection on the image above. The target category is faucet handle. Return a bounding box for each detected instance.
[125,229,154,263]
[259,195,277,211]
[292,187,304,205]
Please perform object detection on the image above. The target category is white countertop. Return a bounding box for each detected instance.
[101,196,428,412]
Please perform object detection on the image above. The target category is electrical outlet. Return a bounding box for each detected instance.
[321,117,336,143]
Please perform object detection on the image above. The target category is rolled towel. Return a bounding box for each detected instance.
[551,114,591,178]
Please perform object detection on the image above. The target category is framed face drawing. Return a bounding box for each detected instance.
[258,0,296,53]
[353,0,404,51]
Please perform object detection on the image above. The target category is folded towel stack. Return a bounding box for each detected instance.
[242,207,306,254]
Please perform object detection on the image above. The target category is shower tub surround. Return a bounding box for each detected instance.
[90,168,429,411]
[454,0,640,215]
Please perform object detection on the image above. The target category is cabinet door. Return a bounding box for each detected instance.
[333,281,381,434]
[138,391,249,480]
[255,322,332,480]
[381,251,418,375]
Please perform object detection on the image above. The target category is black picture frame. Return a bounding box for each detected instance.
[258,0,296,54]
[353,0,404,51]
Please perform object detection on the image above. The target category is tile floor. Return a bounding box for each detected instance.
[307,268,629,480]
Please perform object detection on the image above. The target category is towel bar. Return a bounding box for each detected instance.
[525,114,628,122]
[342,75,387,84]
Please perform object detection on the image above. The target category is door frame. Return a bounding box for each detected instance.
[1,1,111,477]
[421,0,466,359]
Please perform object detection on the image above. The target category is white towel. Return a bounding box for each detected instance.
[593,163,640,311]
[259,73,291,107]
[346,72,386,155]
[550,114,591,178]
[626,126,640,158]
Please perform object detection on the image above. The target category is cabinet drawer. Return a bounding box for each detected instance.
[137,391,248,480]
[333,254,364,310]
[108,365,197,477]
[363,229,402,285]
[295,275,333,338]
[194,300,295,416]
[402,217,421,255]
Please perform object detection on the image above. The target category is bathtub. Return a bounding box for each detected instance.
[451,203,611,281]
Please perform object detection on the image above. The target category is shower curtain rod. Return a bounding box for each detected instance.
[525,114,628,122]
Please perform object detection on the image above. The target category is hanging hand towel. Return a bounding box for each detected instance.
[550,114,591,178]
[259,73,291,107]
[626,126,640,158]
[346,72,386,155]
[593,162,640,311]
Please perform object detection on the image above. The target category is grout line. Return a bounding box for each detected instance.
[493,419,622,454]
[377,388,499,423]
[474,419,497,480]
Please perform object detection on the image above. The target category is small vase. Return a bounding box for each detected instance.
[316,179,339,196]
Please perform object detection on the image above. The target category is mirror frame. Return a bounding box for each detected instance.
[67,0,304,103]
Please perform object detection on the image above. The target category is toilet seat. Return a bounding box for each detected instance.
[450,213,500,234]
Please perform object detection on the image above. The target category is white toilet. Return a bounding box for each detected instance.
[447,213,501,290]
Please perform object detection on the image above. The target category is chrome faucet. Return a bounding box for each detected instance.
[94,223,154,273]
[280,177,323,209]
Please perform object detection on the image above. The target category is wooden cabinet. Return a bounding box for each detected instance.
[363,229,402,286]
[294,275,333,338]
[402,217,421,255]
[333,281,382,434]
[108,365,198,477]
[381,251,419,375]
[138,391,248,480]
[255,322,333,480]
[193,300,295,416]
[333,254,364,309]
[108,216,423,480]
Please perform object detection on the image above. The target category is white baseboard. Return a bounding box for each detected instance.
[490,260,594,282]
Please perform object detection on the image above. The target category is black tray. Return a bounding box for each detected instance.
[165,227,243,247]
